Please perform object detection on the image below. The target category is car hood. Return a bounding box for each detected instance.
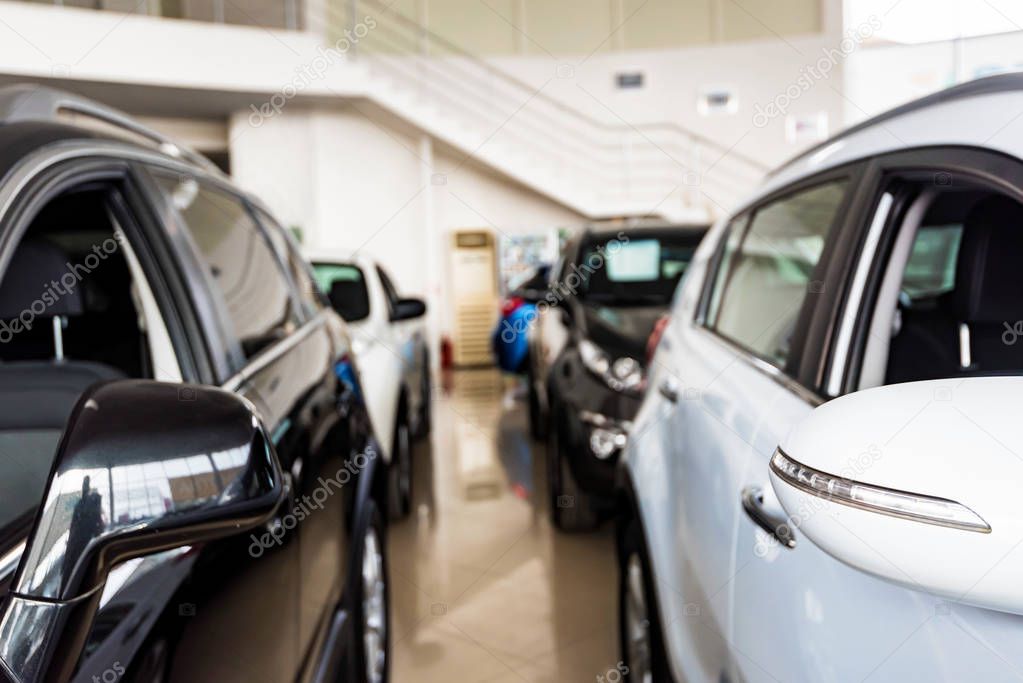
[579,303,665,360]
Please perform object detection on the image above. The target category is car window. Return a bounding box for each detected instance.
[708,180,848,367]
[901,223,962,299]
[152,174,300,360]
[313,262,371,322]
[577,232,703,307]
[704,216,748,323]
[254,208,323,317]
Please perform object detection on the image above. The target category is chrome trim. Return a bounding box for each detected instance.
[221,311,328,392]
[959,322,972,369]
[770,448,991,533]
[827,191,893,396]
[694,326,824,407]
[741,486,796,549]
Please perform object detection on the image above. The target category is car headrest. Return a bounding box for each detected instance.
[950,195,1023,324]
[328,279,370,322]
[0,240,84,320]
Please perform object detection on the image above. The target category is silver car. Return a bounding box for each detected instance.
[617,73,1023,682]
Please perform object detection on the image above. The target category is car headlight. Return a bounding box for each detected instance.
[578,340,644,393]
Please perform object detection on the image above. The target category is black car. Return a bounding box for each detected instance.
[0,86,390,683]
[524,223,708,531]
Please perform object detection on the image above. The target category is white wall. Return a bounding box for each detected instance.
[489,31,860,170]
[845,30,1023,125]
[229,104,583,346]
[0,1,362,96]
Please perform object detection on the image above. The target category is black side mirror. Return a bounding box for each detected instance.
[392,297,427,321]
[328,280,370,323]
[0,380,284,683]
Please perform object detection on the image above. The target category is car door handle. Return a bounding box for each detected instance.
[741,486,796,549]
[658,377,680,403]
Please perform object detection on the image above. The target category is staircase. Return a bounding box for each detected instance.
[344,0,768,223]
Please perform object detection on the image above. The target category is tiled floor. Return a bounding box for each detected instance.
[389,369,621,682]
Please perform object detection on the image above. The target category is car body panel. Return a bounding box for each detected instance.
[308,250,429,463]
[545,225,708,505]
[0,121,379,682]
[623,76,1023,683]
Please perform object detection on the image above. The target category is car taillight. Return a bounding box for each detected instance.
[501,296,524,316]
[646,314,670,365]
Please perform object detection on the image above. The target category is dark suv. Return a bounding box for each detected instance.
[0,86,390,683]
[525,223,707,531]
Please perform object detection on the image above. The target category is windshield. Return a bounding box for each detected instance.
[575,233,701,306]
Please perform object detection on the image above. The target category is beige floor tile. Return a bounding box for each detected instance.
[389,369,620,682]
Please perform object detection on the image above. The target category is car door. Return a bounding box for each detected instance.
[641,170,862,683]
[731,149,1023,682]
[146,169,349,680]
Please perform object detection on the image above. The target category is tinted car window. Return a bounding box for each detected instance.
[578,232,702,306]
[255,208,323,317]
[313,263,371,322]
[902,223,962,299]
[153,174,299,359]
[709,180,847,366]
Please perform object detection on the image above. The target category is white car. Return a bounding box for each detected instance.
[308,251,431,519]
[618,73,1023,682]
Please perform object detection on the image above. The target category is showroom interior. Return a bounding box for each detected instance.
[0,0,1022,681]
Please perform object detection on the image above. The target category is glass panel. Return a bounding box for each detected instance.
[902,224,962,299]
[153,174,300,360]
[256,209,322,317]
[578,232,704,307]
[711,180,848,366]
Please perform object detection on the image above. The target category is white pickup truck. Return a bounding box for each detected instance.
[308,251,431,519]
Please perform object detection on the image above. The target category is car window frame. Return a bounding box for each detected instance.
[825,146,1023,396]
[695,161,869,399]
[313,260,372,323]
[145,169,305,375]
[0,156,212,558]
[0,156,209,383]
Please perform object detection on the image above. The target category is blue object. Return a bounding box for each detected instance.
[492,302,536,374]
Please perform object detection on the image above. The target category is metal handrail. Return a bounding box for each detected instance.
[353,0,768,173]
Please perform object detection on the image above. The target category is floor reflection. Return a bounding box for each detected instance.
[389,369,619,682]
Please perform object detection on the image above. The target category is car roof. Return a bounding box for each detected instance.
[304,250,376,269]
[0,84,224,187]
[581,222,710,243]
[752,73,1023,208]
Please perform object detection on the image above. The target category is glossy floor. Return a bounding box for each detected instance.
[389,369,620,682]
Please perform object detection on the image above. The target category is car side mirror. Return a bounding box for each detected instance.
[770,377,1023,615]
[392,297,426,321]
[0,380,284,683]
